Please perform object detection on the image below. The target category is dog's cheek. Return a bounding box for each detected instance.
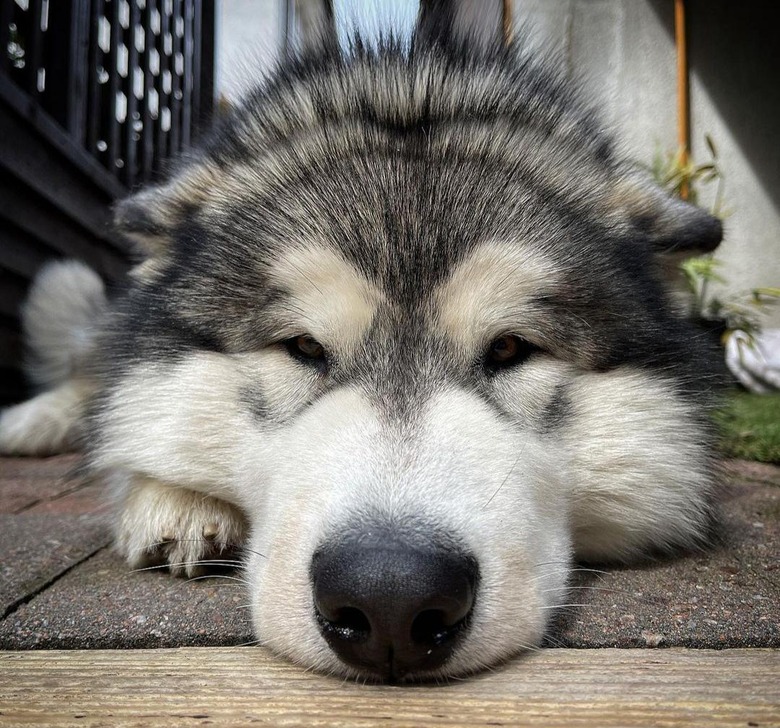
[444,447,573,676]
[562,368,716,560]
[95,354,251,498]
[246,509,348,675]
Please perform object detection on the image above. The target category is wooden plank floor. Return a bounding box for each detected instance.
[1,647,778,727]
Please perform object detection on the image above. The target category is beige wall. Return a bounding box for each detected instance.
[215,0,285,102]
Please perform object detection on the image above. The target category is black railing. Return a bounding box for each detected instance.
[0,0,215,404]
[0,0,215,188]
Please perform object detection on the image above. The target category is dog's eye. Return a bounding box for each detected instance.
[284,335,327,367]
[484,335,537,371]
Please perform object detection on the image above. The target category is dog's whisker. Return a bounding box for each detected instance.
[541,585,632,595]
[236,546,268,560]
[233,637,265,647]
[531,568,611,580]
[132,559,244,573]
[481,447,525,511]
[531,567,568,575]
[185,574,251,585]
[541,633,567,648]
[533,561,611,575]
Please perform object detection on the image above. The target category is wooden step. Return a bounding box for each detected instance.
[1,647,778,727]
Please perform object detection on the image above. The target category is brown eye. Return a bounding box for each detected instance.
[485,335,537,371]
[284,335,327,368]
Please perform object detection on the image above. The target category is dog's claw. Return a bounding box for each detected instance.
[115,478,247,577]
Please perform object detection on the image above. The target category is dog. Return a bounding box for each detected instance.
[0,0,724,682]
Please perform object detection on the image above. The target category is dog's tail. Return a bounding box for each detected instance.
[0,260,107,455]
[22,260,107,390]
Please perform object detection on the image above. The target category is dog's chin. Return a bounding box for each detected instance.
[253,608,554,684]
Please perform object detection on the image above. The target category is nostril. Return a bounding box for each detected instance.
[411,609,469,647]
[317,606,371,643]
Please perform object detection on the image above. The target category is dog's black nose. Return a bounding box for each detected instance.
[311,535,478,680]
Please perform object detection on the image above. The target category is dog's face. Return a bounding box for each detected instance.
[99,9,722,682]
[229,232,576,680]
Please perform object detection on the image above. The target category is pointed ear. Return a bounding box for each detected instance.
[293,0,337,56]
[611,175,723,254]
[415,0,505,52]
[113,162,222,256]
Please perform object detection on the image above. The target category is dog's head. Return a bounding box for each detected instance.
[108,1,721,681]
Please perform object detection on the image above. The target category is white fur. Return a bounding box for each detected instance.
[564,370,714,560]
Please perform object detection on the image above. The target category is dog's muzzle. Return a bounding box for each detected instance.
[311,528,478,681]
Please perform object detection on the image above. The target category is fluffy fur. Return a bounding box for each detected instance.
[0,5,724,682]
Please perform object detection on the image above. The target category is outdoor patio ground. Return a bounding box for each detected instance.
[0,455,778,725]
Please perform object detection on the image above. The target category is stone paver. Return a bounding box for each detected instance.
[0,457,777,650]
[0,549,253,649]
[0,455,89,514]
[721,459,780,486]
[0,514,110,618]
[551,477,780,648]
[25,483,108,515]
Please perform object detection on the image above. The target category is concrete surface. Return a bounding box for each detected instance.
[0,454,777,652]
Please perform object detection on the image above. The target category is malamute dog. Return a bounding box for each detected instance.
[0,1,724,682]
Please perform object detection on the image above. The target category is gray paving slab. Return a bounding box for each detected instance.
[0,548,253,649]
[550,477,780,648]
[0,514,110,618]
[0,455,84,514]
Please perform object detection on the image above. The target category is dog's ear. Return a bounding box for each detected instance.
[114,162,222,256]
[611,176,723,254]
[415,0,505,52]
[292,0,337,57]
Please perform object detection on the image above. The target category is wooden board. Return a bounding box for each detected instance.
[0,647,778,727]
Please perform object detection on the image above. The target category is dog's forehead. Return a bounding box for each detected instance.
[263,237,558,350]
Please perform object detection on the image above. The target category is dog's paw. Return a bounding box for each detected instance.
[115,477,248,577]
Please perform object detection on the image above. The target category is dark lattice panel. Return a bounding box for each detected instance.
[0,0,214,405]
[0,0,215,188]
